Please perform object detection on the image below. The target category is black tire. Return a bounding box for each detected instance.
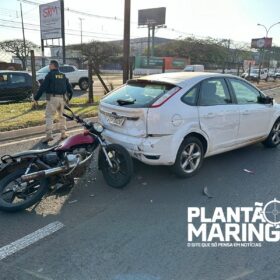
[262,118,280,148]
[0,168,49,212]
[79,78,89,91]
[99,144,133,188]
[171,136,204,178]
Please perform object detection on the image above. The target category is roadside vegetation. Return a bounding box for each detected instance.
[0,96,100,132]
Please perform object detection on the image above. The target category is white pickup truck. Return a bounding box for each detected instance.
[36,64,90,90]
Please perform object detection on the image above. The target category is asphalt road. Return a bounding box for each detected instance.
[0,89,279,280]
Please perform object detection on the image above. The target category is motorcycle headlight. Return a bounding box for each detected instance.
[93,122,104,133]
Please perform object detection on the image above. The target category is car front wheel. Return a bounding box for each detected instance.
[172,136,204,178]
[263,118,280,148]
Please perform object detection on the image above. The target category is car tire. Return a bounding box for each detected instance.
[171,136,204,178]
[79,78,89,91]
[262,118,280,148]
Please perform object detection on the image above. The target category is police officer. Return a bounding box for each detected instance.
[34,60,73,143]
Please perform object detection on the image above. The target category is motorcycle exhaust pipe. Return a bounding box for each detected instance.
[21,165,72,182]
[21,154,93,182]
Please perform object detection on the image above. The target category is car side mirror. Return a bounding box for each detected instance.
[258,95,273,105]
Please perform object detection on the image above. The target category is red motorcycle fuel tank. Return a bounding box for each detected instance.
[55,132,95,151]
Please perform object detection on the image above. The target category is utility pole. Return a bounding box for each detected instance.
[19,0,27,70]
[79,18,84,45]
[123,0,131,84]
[151,24,155,57]
[60,0,66,64]
[147,25,151,67]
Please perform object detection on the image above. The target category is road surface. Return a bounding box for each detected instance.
[0,88,279,280]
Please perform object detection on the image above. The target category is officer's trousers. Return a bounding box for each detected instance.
[45,95,67,137]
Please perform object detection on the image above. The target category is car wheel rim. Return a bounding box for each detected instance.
[272,122,280,144]
[81,81,88,89]
[180,143,201,173]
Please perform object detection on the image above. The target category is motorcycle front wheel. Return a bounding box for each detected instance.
[0,168,49,212]
[99,144,133,188]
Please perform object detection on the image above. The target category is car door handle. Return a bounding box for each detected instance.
[203,113,216,118]
[241,110,250,115]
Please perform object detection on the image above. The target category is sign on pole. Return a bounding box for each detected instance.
[39,1,62,40]
[251,37,272,49]
[138,7,166,26]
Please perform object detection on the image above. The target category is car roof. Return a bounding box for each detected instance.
[135,72,236,88]
[0,70,29,74]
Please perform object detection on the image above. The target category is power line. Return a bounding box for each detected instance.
[0,23,122,40]
[19,0,125,22]
[0,18,123,38]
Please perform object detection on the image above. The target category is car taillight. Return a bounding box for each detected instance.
[150,86,181,108]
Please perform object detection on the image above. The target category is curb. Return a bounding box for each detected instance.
[0,116,98,143]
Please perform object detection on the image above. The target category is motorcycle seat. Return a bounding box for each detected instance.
[13,146,57,157]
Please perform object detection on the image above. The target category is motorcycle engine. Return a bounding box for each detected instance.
[43,152,59,166]
[72,148,88,160]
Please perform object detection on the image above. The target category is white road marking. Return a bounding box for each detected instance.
[0,128,82,148]
[0,221,64,260]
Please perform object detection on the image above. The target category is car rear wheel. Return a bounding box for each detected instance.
[262,118,280,148]
[79,78,89,91]
[172,137,204,178]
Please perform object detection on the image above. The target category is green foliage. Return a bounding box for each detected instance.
[153,37,254,68]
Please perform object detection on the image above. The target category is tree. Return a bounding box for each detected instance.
[152,37,254,69]
[0,39,37,70]
[70,41,122,73]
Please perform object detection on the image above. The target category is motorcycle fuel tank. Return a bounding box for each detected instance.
[55,133,95,151]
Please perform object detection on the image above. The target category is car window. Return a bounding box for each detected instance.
[181,85,199,105]
[0,74,8,86]
[9,74,26,84]
[229,79,260,104]
[199,78,231,106]
[60,66,74,73]
[37,66,50,73]
[102,81,176,108]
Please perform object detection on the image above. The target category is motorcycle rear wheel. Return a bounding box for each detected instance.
[99,144,133,188]
[0,168,49,212]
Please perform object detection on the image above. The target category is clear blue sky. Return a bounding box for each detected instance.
[0,0,279,46]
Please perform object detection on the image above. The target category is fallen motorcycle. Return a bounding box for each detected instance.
[0,106,133,212]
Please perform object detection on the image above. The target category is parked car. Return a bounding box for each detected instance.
[184,64,204,72]
[36,64,90,90]
[241,68,267,81]
[99,72,280,178]
[0,70,34,102]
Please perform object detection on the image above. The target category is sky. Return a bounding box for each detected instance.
[0,0,280,50]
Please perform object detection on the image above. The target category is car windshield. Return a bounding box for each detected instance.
[102,81,176,108]
[251,69,259,74]
[37,66,50,73]
[185,66,194,72]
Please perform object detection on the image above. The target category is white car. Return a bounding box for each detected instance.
[36,65,89,90]
[99,72,280,177]
[241,68,267,81]
[184,64,204,72]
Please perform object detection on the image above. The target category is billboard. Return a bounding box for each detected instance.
[251,37,272,49]
[138,7,166,26]
[39,1,62,40]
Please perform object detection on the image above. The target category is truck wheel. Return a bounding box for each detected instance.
[79,78,89,91]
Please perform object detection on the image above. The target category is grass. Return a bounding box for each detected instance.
[0,96,101,132]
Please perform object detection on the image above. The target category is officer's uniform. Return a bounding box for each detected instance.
[34,69,73,139]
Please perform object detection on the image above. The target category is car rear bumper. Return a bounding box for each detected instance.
[103,129,176,165]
